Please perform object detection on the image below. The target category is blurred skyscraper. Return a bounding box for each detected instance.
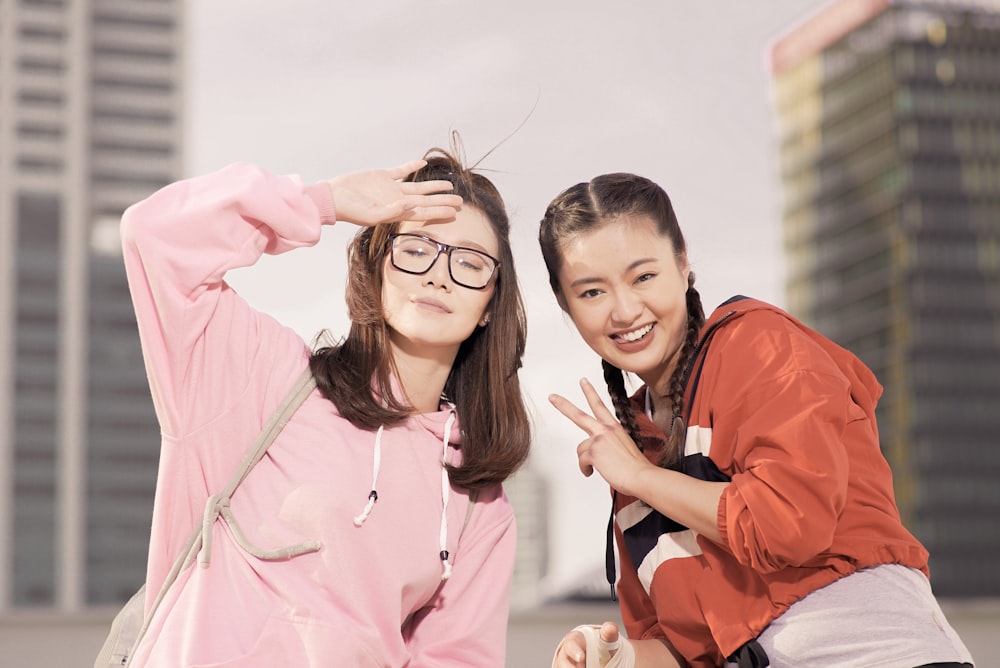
[0,0,183,611]
[770,0,1000,596]
[505,465,550,610]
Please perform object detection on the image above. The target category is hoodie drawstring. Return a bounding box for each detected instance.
[354,425,384,526]
[354,416,456,581]
[439,411,456,580]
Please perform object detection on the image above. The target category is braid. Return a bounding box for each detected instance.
[602,359,644,448]
[659,277,706,470]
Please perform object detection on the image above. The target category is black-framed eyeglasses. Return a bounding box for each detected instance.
[388,233,500,290]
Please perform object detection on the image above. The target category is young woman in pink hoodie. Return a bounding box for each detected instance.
[120,146,531,666]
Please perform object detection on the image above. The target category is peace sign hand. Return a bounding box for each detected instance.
[548,378,654,497]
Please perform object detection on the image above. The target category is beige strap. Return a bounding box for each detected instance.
[197,370,320,568]
[126,369,317,666]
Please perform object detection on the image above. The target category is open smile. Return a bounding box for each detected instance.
[611,323,654,343]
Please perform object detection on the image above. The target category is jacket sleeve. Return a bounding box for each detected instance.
[713,317,858,572]
[120,162,336,438]
[402,485,516,667]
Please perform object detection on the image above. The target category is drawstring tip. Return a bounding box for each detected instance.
[354,490,378,526]
[440,550,452,580]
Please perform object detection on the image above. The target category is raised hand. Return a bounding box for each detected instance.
[327,159,463,226]
[548,378,654,497]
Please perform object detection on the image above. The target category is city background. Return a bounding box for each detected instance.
[1,0,998,665]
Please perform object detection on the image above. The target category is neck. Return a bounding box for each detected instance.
[640,362,679,411]
[388,341,456,413]
[646,386,670,417]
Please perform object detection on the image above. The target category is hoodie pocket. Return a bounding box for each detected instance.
[191,612,385,668]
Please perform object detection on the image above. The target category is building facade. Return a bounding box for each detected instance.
[0,0,183,611]
[770,0,1000,596]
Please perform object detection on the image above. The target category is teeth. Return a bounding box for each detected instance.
[616,324,653,343]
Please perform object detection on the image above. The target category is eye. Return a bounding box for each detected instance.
[396,237,435,257]
[635,272,656,284]
[578,288,603,299]
[454,254,486,273]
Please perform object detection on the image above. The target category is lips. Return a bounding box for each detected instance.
[413,297,451,314]
[612,323,654,343]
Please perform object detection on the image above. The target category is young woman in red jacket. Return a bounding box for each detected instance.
[540,172,974,668]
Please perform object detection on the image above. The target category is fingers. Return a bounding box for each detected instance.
[404,206,461,222]
[387,159,427,180]
[402,179,456,195]
[550,388,602,478]
[405,193,463,209]
[553,624,620,667]
[388,162,457,200]
[579,378,618,425]
[392,194,463,223]
[599,621,621,651]
[549,379,618,433]
[548,393,600,435]
[553,630,588,667]
[577,450,595,477]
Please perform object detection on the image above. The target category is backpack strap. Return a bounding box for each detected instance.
[219,368,317,498]
[197,370,320,565]
[679,295,747,419]
[130,368,317,663]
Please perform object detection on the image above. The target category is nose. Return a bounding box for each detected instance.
[422,252,452,288]
[610,289,643,325]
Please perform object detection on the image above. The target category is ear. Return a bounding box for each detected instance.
[678,253,691,287]
[479,312,491,327]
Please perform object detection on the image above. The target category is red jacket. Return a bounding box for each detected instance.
[614,297,928,667]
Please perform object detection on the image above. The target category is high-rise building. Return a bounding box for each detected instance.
[0,0,183,611]
[505,464,550,610]
[770,0,1000,596]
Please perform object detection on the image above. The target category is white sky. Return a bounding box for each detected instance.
[185,0,830,595]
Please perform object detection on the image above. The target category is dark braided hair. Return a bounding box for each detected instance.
[539,172,705,470]
[602,359,643,446]
[657,278,705,468]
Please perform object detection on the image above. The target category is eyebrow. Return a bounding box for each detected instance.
[408,231,496,256]
[568,257,658,289]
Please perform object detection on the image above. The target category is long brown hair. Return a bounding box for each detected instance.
[538,173,704,469]
[310,143,530,489]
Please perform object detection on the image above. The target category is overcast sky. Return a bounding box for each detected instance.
[185,0,830,594]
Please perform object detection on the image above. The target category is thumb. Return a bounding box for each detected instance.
[597,622,621,663]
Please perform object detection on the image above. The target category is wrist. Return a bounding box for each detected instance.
[627,461,663,502]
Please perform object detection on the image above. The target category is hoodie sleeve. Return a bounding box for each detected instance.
[120,162,337,438]
[711,314,858,572]
[402,484,516,667]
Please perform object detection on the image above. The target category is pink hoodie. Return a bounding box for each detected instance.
[121,163,517,667]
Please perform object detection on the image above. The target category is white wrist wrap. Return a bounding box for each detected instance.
[551,624,636,668]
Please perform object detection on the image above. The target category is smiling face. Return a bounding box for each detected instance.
[381,205,498,361]
[556,215,690,389]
